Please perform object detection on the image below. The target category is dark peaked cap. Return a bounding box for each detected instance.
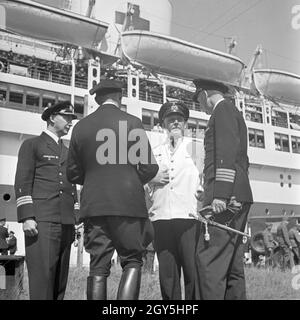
[41,101,77,121]
[159,101,189,124]
[193,79,229,93]
[89,79,124,96]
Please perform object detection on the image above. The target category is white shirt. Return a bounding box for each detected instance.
[102,101,120,108]
[146,136,204,221]
[213,98,225,110]
[44,129,59,144]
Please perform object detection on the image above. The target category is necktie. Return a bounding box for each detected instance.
[58,139,63,156]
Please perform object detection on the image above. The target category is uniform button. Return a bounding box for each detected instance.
[59,191,63,194]
[171,160,174,163]
[72,192,75,196]
[60,181,63,184]
[59,172,62,176]
[171,168,174,171]
[171,177,174,180]
[170,187,173,190]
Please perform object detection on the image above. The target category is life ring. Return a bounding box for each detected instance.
[0,61,5,72]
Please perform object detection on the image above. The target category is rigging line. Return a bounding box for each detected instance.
[197,0,265,43]
[138,8,227,39]
[263,49,300,65]
[187,0,224,13]
[191,0,244,39]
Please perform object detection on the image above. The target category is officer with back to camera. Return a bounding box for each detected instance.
[67,79,158,300]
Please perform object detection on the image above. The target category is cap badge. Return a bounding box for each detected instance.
[171,105,178,112]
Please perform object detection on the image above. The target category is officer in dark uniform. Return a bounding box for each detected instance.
[277,216,293,270]
[0,218,9,255]
[67,79,158,300]
[193,79,253,300]
[14,101,79,300]
[289,223,300,265]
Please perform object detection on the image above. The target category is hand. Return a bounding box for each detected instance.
[211,198,227,214]
[150,168,169,186]
[23,219,38,237]
[195,184,204,201]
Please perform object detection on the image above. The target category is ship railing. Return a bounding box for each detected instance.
[0,60,88,89]
[138,89,205,112]
[139,89,163,104]
[271,117,288,129]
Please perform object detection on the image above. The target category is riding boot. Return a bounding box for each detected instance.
[117,267,141,300]
[86,276,107,300]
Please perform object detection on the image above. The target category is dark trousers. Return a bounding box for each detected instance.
[0,248,8,255]
[292,247,300,265]
[153,219,200,300]
[84,216,153,276]
[196,203,251,300]
[279,246,292,270]
[25,222,74,300]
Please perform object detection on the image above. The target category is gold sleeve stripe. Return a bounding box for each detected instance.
[216,177,235,183]
[16,196,33,207]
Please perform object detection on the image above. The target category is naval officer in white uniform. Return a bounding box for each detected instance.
[146,101,204,300]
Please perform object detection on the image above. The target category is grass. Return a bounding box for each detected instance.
[18,263,161,300]
[5,264,300,300]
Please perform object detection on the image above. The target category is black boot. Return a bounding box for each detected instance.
[117,267,141,300]
[86,276,107,300]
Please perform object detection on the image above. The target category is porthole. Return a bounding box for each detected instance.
[3,193,11,201]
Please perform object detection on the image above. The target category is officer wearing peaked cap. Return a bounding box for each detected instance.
[146,100,204,300]
[14,100,79,300]
[89,78,124,96]
[41,100,77,121]
[67,79,158,300]
[158,101,190,123]
[193,79,253,300]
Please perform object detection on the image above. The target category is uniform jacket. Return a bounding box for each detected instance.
[288,227,300,248]
[203,99,253,206]
[14,132,78,224]
[147,137,204,221]
[67,103,159,220]
[0,226,9,249]
[276,222,291,247]
[262,228,275,249]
